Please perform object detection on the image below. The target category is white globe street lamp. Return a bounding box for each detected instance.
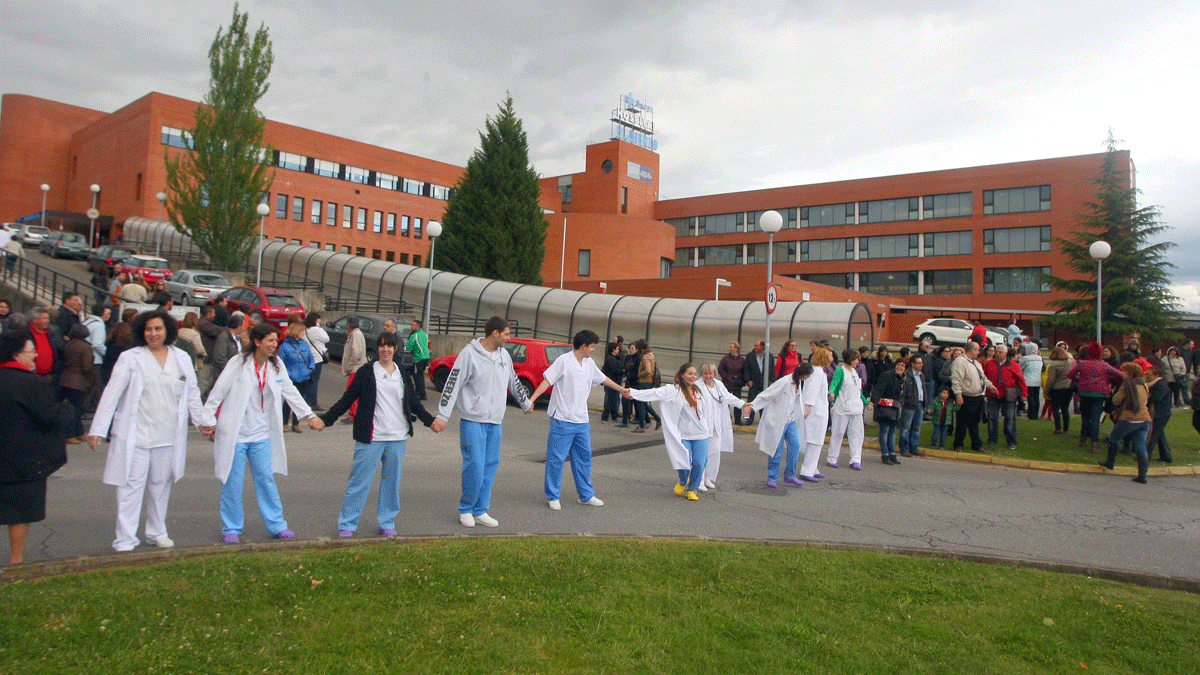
[1089,240,1112,345]
[256,202,271,286]
[155,191,168,257]
[759,210,784,388]
[39,184,49,229]
[88,184,101,247]
[423,221,442,332]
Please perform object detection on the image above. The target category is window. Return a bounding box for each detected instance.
[291,196,304,221]
[278,151,306,172]
[621,187,628,214]
[561,184,572,204]
[356,207,367,231]
[373,211,382,233]
[859,197,919,224]
[403,178,423,195]
[400,215,410,237]
[309,241,320,248]
[745,243,769,264]
[984,185,1051,214]
[326,202,337,226]
[859,234,919,259]
[341,245,351,254]
[385,251,394,262]
[325,243,335,251]
[314,159,338,178]
[578,249,591,276]
[376,172,399,190]
[430,184,451,200]
[923,230,973,256]
[696,245,740,267]
[290,239,302,245]
[413,218,422,239]
[984,225,1052,254]
[801,237,854,262]
[660,257,672,279]
[985,266,1052,293]
[667,217,693,237]
[311,200,322,224]
[355,247,366,257]
[697,213,742,235]
[748,207,797,231]
[160,126,190,149]
[800,203,855,228]
[387,213,396,235]
[860,271,918,295]
[805,273,853,289]
[274,237,286,243]
[342,205,352,228]
[345,166,368,184]
[372,249,382,259]
[275,194,288,219]
[771,240,798,263]
[923,192,972,219]
[924,269,972,294]
[135,173,143,201]
[674,248,694,267]
[400,253,409,264]
[412,255,421,266]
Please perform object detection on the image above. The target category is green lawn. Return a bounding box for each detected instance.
[2,538,1198,674]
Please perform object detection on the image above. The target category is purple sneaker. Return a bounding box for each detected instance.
[223,533,240,544]
[850,462,861,470]
[378,528,397,536]
[338,530,353,538]
[783,476,804,487]
[766,479,778,488]
[274,529,296,540]
[826,461,838,468]
[814,473,825,479]
[800,475,820,483]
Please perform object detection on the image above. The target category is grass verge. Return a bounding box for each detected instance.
[2,537,1199,674]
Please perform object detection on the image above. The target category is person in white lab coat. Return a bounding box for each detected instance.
[629,363,710,501]
[798,348,832,482]
[825,349,873,470]
[743,363,813,489]
[697,362,745,491]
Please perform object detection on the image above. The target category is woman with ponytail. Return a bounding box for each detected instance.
[629,363,710,501]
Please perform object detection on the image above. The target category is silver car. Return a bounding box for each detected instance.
[14,224,51,247]
[164,269,232,307]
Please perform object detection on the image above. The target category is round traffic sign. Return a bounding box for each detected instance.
[86,208,100,220]
[765,283,778,314]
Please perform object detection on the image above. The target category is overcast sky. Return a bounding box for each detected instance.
[4,0,1197,308]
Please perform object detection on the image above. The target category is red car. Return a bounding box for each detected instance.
[428,337,573,403]
[213,286,306,328]
[124,254,173,285]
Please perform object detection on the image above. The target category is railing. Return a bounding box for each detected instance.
[324,295,412,315]
[1,255,109,310]
[428,315,524,337]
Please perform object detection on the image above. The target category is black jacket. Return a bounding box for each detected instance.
[742,351,774,392]
[1148,378,1172,420]
[872,371,906,407]
[602,352,624,382]
[0,365,71,483]
[901,369,926,409]
[320,361,433,443]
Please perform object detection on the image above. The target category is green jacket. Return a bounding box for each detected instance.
[406,329,430,361]
[928,396,959,424]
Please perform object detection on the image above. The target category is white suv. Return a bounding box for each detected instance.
[913,318,1006,347]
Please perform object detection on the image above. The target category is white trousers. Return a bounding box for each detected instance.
[826,413,865,466]
[113,444,174,551]
[800,420,826,477]
[704,444,722,482]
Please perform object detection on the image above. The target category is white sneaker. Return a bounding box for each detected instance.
[582,496,604,506]
[698,483,708,492]
[474,512,499,527]
[153,536,175,549]
[458,512,475,527]
[547,499,561,511]
[705,479,717,489]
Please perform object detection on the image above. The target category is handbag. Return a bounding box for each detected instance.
[873,400,898,424]
[1004,385,1020,402]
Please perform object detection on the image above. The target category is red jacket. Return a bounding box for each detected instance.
[983,358,1028,400]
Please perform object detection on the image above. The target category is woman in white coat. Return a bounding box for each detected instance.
[88,310,213,552]
[204,322,324,544]
[798,348,832,482]
[629,363,710,501]
[825,348,873,470]
[698,362,744,491]
[743,363,812,489]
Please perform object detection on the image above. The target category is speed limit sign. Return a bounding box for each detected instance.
[765,283,778,314]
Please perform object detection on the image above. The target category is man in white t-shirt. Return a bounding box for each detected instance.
[529,329,627,511]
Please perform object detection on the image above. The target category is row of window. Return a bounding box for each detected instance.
[270,236,423,265]
[271,193,425,238]
[162,126,454,201]
[800,267,1051,295]
[670,185,1050,236]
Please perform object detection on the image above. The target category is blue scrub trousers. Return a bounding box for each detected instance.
[545,418,595,502]
[220,439,288,536]
[676,437,709,492]
[459,419,502,516]
[767,420,801,481]
[339,439,407,531]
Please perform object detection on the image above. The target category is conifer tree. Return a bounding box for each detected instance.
[1040,131,1181,343]
[164,4,274,271]
[436,95,545,284]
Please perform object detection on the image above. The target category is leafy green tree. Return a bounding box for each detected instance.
[1039,131,1181,343]
[164,4,274,271]
[436,94,545,284]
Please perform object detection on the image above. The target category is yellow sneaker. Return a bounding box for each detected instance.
[685,490,699,501]
[673,483,685,496]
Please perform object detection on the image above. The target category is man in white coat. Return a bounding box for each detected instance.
[431,316,532,528]
[529,329,627,510]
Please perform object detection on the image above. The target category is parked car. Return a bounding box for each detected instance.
[213,286,305,328]
[38,231,91,259]
[1,223,20,235]
[912,318,1006,348]
[427,336,573,403]
[164,269,231,307]
[124,254,173,285]
[14,224,51,247]
[87,245,137,273]
[325,314,409,362]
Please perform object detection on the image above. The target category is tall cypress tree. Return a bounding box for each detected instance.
[1039,131,1181,343]
[164,4,274,271]
[436,95,545,284]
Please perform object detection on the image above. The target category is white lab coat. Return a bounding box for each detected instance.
[205,354,312,484]
[748,375,806,456]
[630,384,706,471]
[699,378,744,455]
[802,367,830,442]
[91,345,211,487]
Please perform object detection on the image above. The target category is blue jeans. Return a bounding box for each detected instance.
[634,382,659,428]
[1106,420,1149,476]
[676,437,709,492]
[339,439,407,531]
[899,407,922,455]
[767,420,801,481]
[545,418,594,502]
[931,423,951,448]
[1079,396,1105,444]
[220,439,288,536]
[459,420,502,516]
[987,397,1018,446]
[602,388,621,421]
[310,362,324,406]
[878,422,897,457]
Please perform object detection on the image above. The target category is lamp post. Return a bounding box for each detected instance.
[255,202,270,286]
[1089,240,1111,345]
[715,277,731,300]
[759,210,784,388]
[155,191,167,257]
[88,184,101,247]
[423,221,442,332]
[39,184,49,228]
